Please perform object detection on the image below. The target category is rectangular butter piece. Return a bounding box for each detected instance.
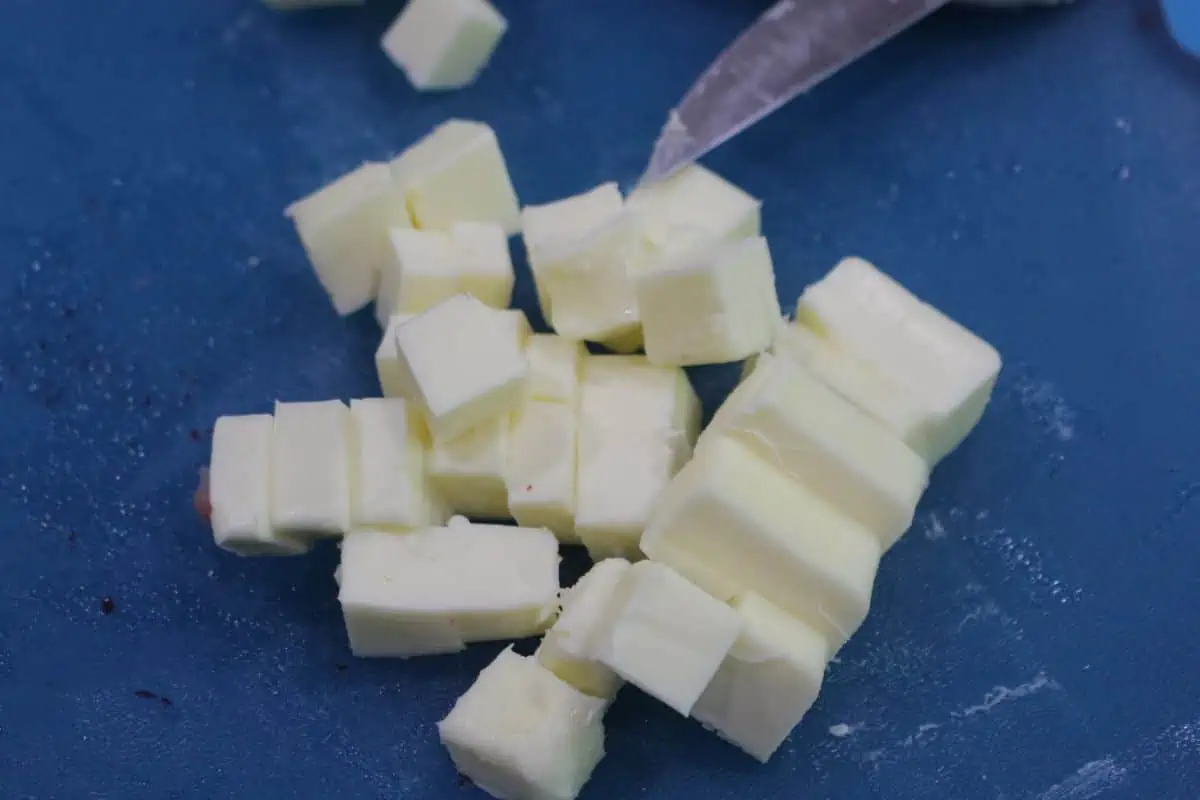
[507,402,577,540]
[348,398,447,530]
[626,164,760,257]
[796,257,1002,463]
[525,334,585,405]
[452,220,514,308]
[594,561,743,716]
[428,415,511,520]
[691,593,830,763]
[536,558,631,702]
[641,435,881,649]
[375,228,460,327]
[375,314,416,398]
[270,400,352,539]
[285,162,410,315]
[210,414,308,557]
[338,525,560,657]
[439,647,606,800]
[704,350,929,549]
[380,0,507,92]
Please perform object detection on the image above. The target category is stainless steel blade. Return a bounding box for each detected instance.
[641,0,952,184]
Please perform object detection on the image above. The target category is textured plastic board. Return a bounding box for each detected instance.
[0,1,1198,798]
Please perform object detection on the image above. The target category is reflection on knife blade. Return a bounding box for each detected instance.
[641,0,952,185]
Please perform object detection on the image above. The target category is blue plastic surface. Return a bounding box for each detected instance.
[2,1,1199,798]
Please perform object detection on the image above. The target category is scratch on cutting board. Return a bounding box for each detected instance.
[954,673,1058,718]
[1035,758,1128,800]
[1011,375,1076,442]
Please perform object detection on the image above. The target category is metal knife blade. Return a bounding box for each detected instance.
[641,0,952,184]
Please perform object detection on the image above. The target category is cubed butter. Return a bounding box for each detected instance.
[285,162,410,315]
[374,228,460,327]
[525,334,585,404]
[626,164,760,257]
[703,352,929,549]
[639,236,781,366]
[391,294,530,438]
[536,559,631,701]
[439,647,606,800]
[349,398,447,530]
[270,401,352,539]
[381,0,507,92]
[539,212,651,349]
[507,402,577,540]
[338,526,560,657]
[391,119,521,234]
[641,435,881,649]
[210,414,308,556]
[796,257,1002,463]
[452,221,514,308]
[375,314,416,398]
[594,561,743,716]
[428,415,511,520]
[521,183,624,272]
[691,593,830,763]
[578,356,700,462]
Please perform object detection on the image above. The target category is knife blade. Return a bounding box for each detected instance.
[641,0,952,184]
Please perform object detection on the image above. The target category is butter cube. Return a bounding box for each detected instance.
[391,119,521,234]
[796,257,1002,463]
[348,399,447,531]
[439,647,606,800]
[627,164,760,257]
[428,415,511,520]
[704,352,929,549]
[539,212,651,349]
[578,356,700,460]
[507,402,577,540]
[692,593,830,763]
[771,324,930,450]
[639,236,781,366]
[595,562,743,716]
[270,401,352,539]
[452,221,514,308]
[536,559,631,701]
[391,295,530,438]
[381,0,507,92]
[374,314,416,397]
[521,183,624,272]
[525,334,585,404]
[374,229,459,327]
[285,162,410,315]
[210,414,308,557]
[641,435,881,648]
[339,526,560,657]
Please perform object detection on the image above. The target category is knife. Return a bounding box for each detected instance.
[641,0,952,185]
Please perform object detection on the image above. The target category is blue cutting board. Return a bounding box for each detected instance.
[2,1,1198,798]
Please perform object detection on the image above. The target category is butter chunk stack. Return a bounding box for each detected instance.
[286,119,520,317]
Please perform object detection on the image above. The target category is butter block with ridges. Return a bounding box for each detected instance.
[626,164,760,257]
[691,593,830,763]
[338,526,560,657]
[594,561,743,716]
[771,324,930,452]
[428,415,511,520]
[641,435,881,648]
[391,120,521,234]
[270,401,352,540]
[525,334,585,404]
[348,398,447,530]
[391,295,530,438]
[703,352,929,549]
[539,211,651,349]
[285,162,410,315]
[452,221,514,308]
[439,647,606,800]
[381,0,507,92]
[536,559,631,701]
[507,402,577,540]
[639,236,782,366]
[796,257,1002,463]
[210,414,308,557]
